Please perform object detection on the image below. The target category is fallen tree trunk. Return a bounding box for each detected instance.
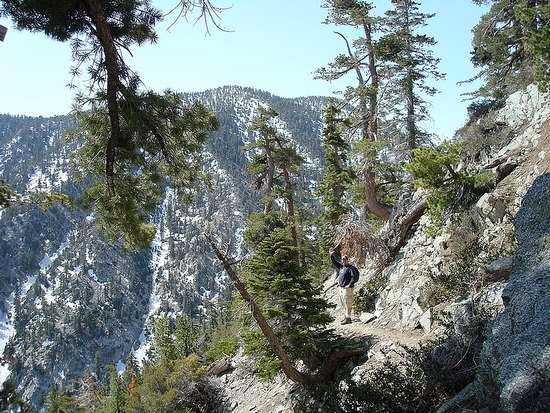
[205,235,365,385]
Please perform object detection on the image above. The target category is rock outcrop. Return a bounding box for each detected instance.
[210,85,550,412]
[477,173,550,412]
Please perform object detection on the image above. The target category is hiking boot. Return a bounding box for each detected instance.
[340,317,352,325]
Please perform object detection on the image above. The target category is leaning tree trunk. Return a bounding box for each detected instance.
[205,236,365,385]
[206,236,312,384]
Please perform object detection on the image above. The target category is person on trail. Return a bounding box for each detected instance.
[330,249,359,325]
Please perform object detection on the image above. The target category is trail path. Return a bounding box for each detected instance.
[332,320,425,348]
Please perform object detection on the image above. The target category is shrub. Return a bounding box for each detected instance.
[204,336,239,364]
[406,143,495,236]
[242,329,281,381]
[138,355,219,413]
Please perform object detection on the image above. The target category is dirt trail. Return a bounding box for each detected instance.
[333,320,426,348]
[324,274,428,351]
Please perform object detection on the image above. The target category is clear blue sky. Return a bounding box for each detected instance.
[0,1,486,138]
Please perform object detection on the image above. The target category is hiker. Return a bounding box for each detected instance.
[330,249,359,325]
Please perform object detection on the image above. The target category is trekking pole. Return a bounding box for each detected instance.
[323,282,338,294]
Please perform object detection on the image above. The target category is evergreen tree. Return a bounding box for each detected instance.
[246,107,305,260]
[379,0,445,150]
[0,179,15,208]
[241,107,335,372]
[44,386,82,413]
[174,314,198,358]
[469,0,550,98]
[0,1,222,248]
[121,353,140,390]
[104,366,126,413]
[151,316,176,362]
[318,104,355,241]
[243,219,333,369]
[72,88,219,249]
[318,0,393,221]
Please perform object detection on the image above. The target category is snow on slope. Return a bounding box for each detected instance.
[0,297,15,386]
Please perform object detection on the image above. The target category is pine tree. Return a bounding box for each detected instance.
[44,386,82,413]
[104,366,126,413]
[121,355,140,413]
[468,0,550,98]
[318,0,393,221]
[174,314,198,358]
[246,107,305,261]
[151,316,176,362]
[379,0,445,150]
[72,89,219,249]
[0,1,222,249]
[121,354,140,389]
[318,104,355,239]
[0,179,15,208]
[241,107,335,372]
[243,220,333,369]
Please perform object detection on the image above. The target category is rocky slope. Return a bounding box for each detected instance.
[1,83,548,412]
[206,86,550,412]
[0,86,326,408]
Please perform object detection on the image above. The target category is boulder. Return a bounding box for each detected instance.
[418,308,432,333]
[476,256,514,289]
[205,357,233,377]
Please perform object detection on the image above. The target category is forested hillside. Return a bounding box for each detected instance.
[0,0,549,412]
[0,87,326,408]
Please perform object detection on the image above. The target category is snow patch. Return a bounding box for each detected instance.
[0,299,15,387]
[116,359,126,375]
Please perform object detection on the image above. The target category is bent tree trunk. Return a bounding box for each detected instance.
[205,236,365,385]
[335,30,392,222]
[364,169,391,221]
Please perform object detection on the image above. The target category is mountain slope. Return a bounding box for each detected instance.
[0,86,326,408]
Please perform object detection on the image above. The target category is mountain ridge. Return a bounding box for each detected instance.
[0,85,327,408]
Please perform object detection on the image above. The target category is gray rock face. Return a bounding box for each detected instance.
[479,174,550,412]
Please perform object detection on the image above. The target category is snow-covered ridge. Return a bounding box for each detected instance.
[0,86,326,408]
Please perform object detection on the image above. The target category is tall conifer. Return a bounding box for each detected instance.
[379,0,445,150]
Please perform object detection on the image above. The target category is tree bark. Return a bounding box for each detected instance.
[206,235,311,384]
[383,197,427,262]
[363,21,379,144]
[83,0,122,193]
[264,145,275,214]
[282,168,304,266]
[365,170,391,221]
